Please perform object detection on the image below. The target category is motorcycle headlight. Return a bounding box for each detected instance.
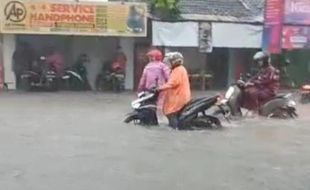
[132,102,141,109]
[225,87,235,99]
[288,100,296,107]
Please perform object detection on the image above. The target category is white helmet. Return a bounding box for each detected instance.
[253,51,270,67]
[253,51,270,61]
[164,51,184,65]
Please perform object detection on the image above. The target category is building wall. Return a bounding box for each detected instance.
[0,34,3,89]
[2,34,15,89]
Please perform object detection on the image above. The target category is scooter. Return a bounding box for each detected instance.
[61,65,90,91]
[124,90,159,126]
[300,84,310,104]
[124,89,226,130]
[215,73,298,119]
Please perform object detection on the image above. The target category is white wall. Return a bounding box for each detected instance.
[212,23,263,48]
[2,34,15,89]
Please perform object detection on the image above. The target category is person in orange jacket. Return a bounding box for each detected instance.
[158,52,191,129]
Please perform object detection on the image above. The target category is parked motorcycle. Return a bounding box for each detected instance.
[124,89,226,130]
[95,63,125,92]
[215,73,298,119]
[300,84,310,104]
[61,65,90,91]
[20,56,58,91]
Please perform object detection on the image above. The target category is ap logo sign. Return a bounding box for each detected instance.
[4,1,27,22]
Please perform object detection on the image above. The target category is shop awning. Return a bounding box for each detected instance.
[212,23,262,48]
[152,21,199,47]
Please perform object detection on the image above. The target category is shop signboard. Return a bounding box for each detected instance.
[262,0,284,54]
[284,0,310,25]
[0,0,147,36]
[282,26,310,49]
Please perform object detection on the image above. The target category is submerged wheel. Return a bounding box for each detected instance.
[267,107,298,119]
[190,115,222,129]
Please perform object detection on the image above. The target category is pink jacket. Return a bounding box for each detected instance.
[138,61,170,92]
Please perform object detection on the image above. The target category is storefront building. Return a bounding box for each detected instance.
[0,0,148,90]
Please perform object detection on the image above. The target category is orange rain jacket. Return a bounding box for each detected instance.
[159,65,191,115]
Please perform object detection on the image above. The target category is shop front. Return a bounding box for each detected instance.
[0,0,147,90]
[152,21,262,89]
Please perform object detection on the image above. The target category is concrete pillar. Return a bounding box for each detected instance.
[120,38,134,90]
[2,34,16,89]
[227,49,236,87]
[0,35,4,89]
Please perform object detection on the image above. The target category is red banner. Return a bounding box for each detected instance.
[262,0,285,54]
[282,26,310,49]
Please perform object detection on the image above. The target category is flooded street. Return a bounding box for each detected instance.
[0,92,310,190]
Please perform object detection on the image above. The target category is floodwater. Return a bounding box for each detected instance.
[0,92,309,190]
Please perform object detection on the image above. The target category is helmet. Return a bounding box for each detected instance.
[165,52,184,65]
[253,51,270,67]
[146,49,163,61]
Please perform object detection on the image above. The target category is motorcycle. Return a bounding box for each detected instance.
[61,65,90,91]
[124,89,227,130]
[20,56,58,91]
[215,73,298,119]
[95,64,125,92]
[300,84,310,104]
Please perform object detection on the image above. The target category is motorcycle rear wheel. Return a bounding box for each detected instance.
[181,115,222,130]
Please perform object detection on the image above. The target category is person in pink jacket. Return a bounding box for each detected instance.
[138,49,170,109]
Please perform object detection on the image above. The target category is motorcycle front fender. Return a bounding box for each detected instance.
[222,85,242,116]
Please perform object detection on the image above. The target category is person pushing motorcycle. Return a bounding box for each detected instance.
[241,51,280,110]
[157,52,191,129]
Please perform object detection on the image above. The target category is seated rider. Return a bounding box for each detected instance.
[242,51,280,110]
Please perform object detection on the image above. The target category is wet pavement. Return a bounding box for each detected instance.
[0,91,309,190]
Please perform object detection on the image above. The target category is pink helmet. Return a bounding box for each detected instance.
[146,49,163,61]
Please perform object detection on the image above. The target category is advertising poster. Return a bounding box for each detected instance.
[282,26,310,49]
